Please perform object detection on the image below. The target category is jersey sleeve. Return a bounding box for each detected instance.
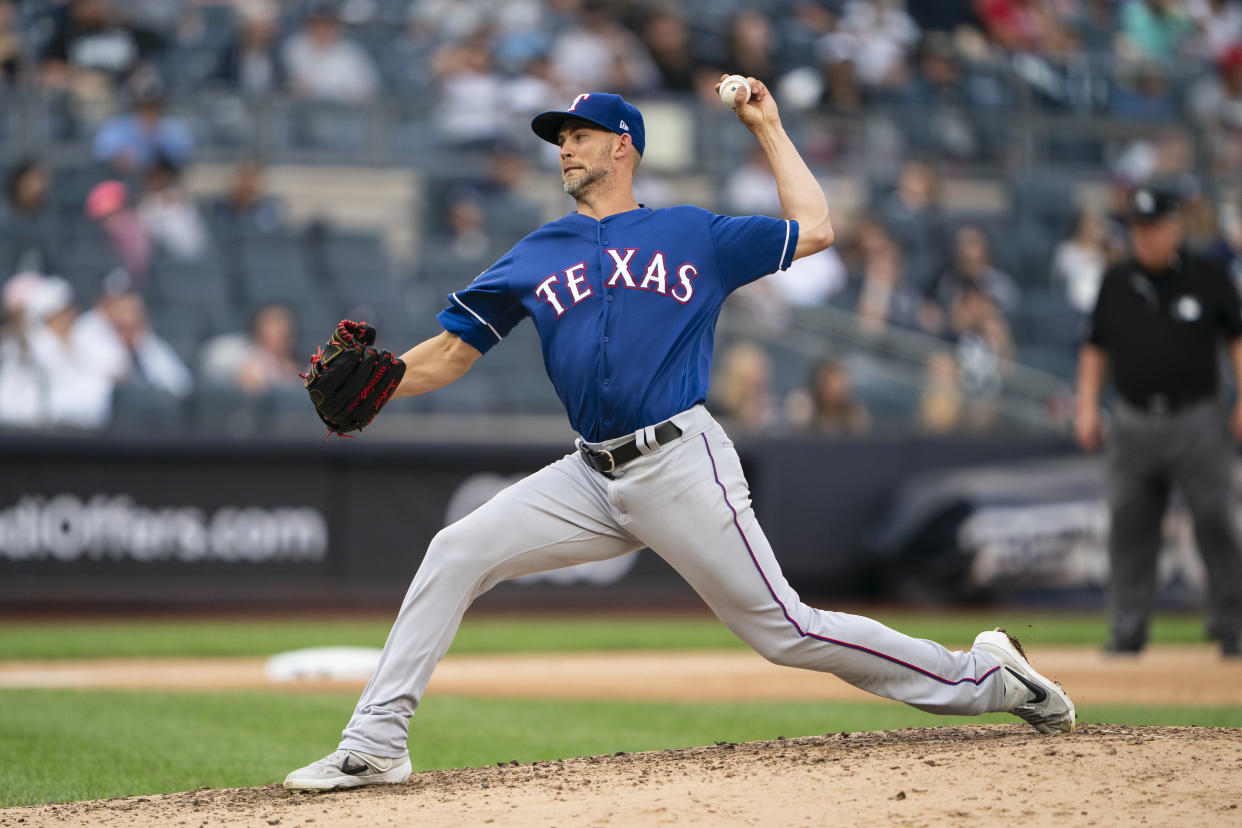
[435,251,528,355]
[708,213,799,294]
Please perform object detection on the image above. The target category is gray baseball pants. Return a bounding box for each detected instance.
[1107,399,1242,648]
[340,405,1010,758]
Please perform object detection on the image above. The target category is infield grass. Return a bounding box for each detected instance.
[1,688,1239,809]
[0,611,1219,661]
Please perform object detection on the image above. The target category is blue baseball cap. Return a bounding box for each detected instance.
[531,93,645,156]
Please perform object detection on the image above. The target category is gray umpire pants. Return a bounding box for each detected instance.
[1107,399,1242,647]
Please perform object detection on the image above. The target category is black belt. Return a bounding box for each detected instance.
[1123,392,1212,417]
[579,421,683,474]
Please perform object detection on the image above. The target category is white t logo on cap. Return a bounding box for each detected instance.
[1136,190,1154,212]
[568,94,590,111]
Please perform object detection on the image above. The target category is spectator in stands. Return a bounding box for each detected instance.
[641,10,703,93]
[136,158,210,263]
[894,32,986,159]
[1051,207,1110,313]
[1117,0,1193,65]
[815,36,865,113]
[549,0,659,95]
[0,273,45,427]
[876,160,947,288]
[923,225,1020,335]
[1189,44,1242,172]
[1188,0,1242,62]
[40,0,164,90]
[727,9,780,83]
[711,341,779,433]
[503,52,561,119]
[282,1,380,104]
[216,0,284,97]
[0,0,22,84]
[779,1,839,72]
[820,0,920,93]
[973,0,1059,55]
[1110,60,1177,120]
[444,187,493,264]
[850,215,922,334]
[787,359,872,436]
[381,9,439,102]
[431,35,509,146]
[209,160,285,238]
[200,303,301,394]
[1223,193,1242,268]
[474,143,544,243]
[4,159,60,277]
[92,74,194,174]
[419,185,504,294]
[950,283,1014,416]
[85,180,150,286]
[1180,184,1235,264]
[21,275,113,429]
[1074,0,1122,55]
[73,280,191,398]
[919,349,964,433]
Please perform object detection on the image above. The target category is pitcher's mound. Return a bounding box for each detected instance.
[8,724,1240,827]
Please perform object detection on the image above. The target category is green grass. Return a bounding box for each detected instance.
[2,688,1238,809]
[0,611,1219,661]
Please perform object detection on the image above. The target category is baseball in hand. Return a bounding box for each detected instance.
[719,75,751,107]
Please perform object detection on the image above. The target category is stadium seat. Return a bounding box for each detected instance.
[276,102,370,153]
[187,382,265,438]
[1018,289,1086,352]
[149,256,235,311]
[232,233,308,273]
[264,386,327,439]
[59,241,124,301]
[108,383,187,436]
[148,304,215,363]
[242,267,317,308]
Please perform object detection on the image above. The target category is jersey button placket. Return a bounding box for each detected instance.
[598,222,613,429]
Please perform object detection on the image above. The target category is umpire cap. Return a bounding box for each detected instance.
[531,93,645,156]
[1128,187,1180,224]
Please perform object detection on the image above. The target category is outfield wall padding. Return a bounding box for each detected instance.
[0,433,1070,609]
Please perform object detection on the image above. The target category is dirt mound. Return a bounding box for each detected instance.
[3,647,1240,705]
[5,725,1239,827]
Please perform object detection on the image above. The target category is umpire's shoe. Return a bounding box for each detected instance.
[283,749,412,791]
[975,628,1076,735]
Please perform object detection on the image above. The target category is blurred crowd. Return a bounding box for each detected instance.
[0,1,1234,155]
[2,0,1242,437]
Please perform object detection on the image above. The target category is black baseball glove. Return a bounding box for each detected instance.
[302,319,406,435]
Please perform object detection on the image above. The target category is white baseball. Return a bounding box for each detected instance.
[719,75,751,107]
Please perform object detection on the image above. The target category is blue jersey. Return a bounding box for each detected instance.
[437,205,798,442]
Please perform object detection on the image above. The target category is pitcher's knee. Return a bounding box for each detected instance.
[421,523,494,579]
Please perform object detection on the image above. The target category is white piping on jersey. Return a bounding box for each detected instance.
[451,292,502,342]
[778,219,791,270]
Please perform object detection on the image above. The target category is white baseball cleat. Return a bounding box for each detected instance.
[975,628,1076,735]
[283,748,412,791]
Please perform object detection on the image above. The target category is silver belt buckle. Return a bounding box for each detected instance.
[588,447,616,473]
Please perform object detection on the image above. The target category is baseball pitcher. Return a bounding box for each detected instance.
[286,77,1074,791]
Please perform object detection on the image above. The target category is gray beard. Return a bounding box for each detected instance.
[563,166,606,198]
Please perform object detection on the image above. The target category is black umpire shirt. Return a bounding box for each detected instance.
[1087,250,1242,410]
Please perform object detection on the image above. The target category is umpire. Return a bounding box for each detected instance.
[1075,187,1242,657]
